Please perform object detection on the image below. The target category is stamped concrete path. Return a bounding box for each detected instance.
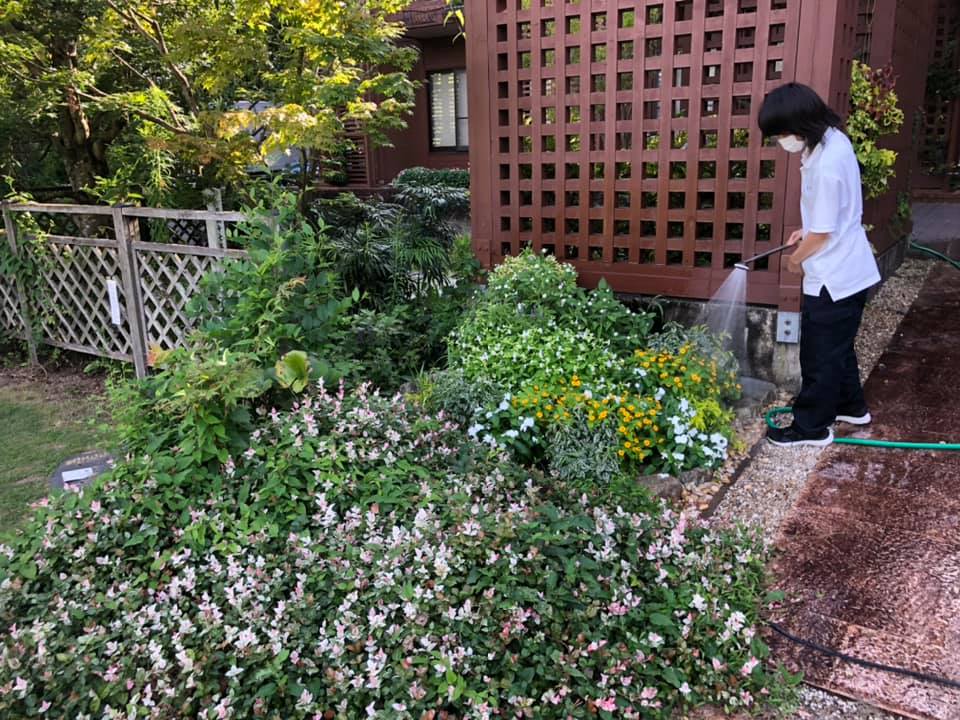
[768,263,960,720]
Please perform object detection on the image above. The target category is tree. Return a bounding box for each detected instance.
[0,0,418,204]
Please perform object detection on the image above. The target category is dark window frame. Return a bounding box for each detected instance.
[428,68,469,152]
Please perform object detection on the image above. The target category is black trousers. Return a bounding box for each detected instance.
[792,286,869,435]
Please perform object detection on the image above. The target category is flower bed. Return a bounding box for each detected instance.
[0,383,795,719]
[433,252,741,477]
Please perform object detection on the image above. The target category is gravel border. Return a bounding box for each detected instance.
[709,257,934,720]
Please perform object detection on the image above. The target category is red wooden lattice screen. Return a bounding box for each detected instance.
[468,0,810,309]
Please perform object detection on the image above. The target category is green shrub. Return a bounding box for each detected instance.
[449,252,655,392]
[544,409,622,485]
[445,252,734,475]
[847,61,904,199]
[109,345,269,473]
[393,166,470,188]
[0,384,797,719]
[417,367,502,425]
[187,191,355,368]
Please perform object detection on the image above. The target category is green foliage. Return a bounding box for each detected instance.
[315,193,449,307]
[847,61,904,199]
[647,322,740,387]
[544,409,623,485]
[415,367,502,425]
[188,191,354,373]
[393,166,470,189]
[0,211,52,347]
[0,0,417,200]
[0,384,798,719]
[110,345,268,473]
[449,251,655,392]
[274,350,311,393]
[443,252,739,477]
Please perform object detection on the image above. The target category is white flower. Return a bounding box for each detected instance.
[226,665,243,679]
[467,423,484,438]
[519,417,535,432]
[503,429,519,439]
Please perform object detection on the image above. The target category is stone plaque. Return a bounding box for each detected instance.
[50,451,115,492]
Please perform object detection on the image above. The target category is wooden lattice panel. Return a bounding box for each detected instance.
[920,0,960,173]
[37,240,133,360]
[470,0,804,305]
[136,246,228,350]
[0,273,26,338]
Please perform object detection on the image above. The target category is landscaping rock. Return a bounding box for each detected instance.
[638,473,685,502]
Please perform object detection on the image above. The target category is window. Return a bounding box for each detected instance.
[429,70,469,150]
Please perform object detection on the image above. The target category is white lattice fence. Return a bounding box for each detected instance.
[37,239,134,361]
[0,203,247,376]
[0,272,25,339]
[136,243,245,351]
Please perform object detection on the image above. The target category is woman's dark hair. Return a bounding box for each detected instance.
[757,82,843,150]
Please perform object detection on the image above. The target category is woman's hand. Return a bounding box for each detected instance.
[787,254,803,275]
[786,229,804,246]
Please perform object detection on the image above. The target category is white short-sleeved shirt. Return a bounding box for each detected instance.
[799,127,881,299]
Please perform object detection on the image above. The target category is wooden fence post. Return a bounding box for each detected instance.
[112,207,149,378]
[1,204,39,365]
[203,188,225,249]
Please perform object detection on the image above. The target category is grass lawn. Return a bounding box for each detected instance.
[0,371,110,540]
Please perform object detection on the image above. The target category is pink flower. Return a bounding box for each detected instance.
[39,701,51,713]
[741,657,760,676]
[640,687,658,700]
[597,696,617,711]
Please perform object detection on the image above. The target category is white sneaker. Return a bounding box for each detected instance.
[835,412,871,425]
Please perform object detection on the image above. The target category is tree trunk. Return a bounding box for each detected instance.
[51,39,112,234]
[50,40,109,196]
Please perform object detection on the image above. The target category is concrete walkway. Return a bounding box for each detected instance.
[912,203,960,255]
[768,263,960,720]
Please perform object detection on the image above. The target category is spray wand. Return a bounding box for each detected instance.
[734,243,791,271]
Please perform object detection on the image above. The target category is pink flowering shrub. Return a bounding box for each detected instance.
[0,383,797,719]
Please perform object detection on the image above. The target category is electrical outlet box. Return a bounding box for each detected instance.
[776,311,800,344]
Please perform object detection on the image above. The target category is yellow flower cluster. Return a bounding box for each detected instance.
[632,345,740,401]
[512,380,667,465]
[512,380,575,423]
[588,393,664,462]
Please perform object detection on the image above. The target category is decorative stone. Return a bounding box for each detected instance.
[678,467,713,488]
[638,473,684,502]
[49,451,114,492]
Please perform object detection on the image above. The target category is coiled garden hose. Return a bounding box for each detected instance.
[765,407,960,450]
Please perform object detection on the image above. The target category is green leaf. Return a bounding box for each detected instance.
[19,561,37,580]
[649,613,672,627]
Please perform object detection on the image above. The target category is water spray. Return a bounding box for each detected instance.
[734,242,791,271]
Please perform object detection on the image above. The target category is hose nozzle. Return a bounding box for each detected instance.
[736,242,792,271]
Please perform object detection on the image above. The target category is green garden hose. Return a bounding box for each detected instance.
[761,243,960,450]
[910,241,960,271]
[765,407,960,450]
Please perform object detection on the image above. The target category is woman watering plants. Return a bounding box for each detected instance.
[758,83,881,447]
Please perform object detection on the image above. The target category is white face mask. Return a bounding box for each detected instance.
[778,135,806,153]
